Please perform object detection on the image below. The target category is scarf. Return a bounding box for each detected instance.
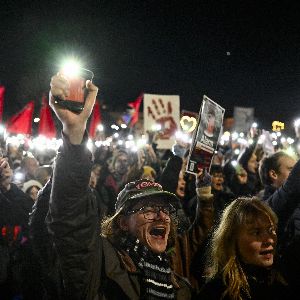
[121,236,175,300]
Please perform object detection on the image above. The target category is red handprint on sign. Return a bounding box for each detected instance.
[147,98,177,139]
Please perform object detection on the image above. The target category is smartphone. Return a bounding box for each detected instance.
[55,68,94,114]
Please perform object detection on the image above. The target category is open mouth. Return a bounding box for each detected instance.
[259,249,274,255]
[150,226,166,239]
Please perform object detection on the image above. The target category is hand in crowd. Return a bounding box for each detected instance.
[196,168,212,189]
[0,158,13,192]
[49,73,98,144]
[236,166,248,185]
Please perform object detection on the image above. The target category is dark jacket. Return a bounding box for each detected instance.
[264,159,300,293]
[196,266,292,300]
[0,183,43,299]
[29,180,64,300]
[47,133,191,300]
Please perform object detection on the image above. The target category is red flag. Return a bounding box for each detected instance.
[128,94,143,127]
[0,85,5,122]
[89,100,101,139]
[38,94,56,138]
[6,101,34,135]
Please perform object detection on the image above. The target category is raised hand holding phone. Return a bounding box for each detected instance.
[50,73,98,144]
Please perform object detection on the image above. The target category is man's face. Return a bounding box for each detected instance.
[271,156,296,188]
[206,114,215,134]
[237,216,277,268]
[25,158,39,177]
[211,172,224,191]
[114,154,129,175]
[121,200,172,253]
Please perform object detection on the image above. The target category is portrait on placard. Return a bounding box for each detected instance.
[197,96,225,150]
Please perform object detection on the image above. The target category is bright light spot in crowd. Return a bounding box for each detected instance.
[287,137,294,145]
[128,134,133,140]
[97,124,104,132]
[137,138,147,148]
[57,139,63,148]
[285,147,296,158]
[86,139,93,151]
[14,172,24,182]
[294,119,300,127]
[34,117,40,123]
[102,140,110,147]
[175,131,189,143]
[271,132,277,139]
[248,139,254,145]
[61,59,81,78]
[221,131,230,142]
[95,141,102,147]
[125,140,134,149]
[251,122,258,128]
[120,123,127,129]
[6,136,21,147]
[113,133,119,138]
[107,137,113,143]
[231,160,238,167]
[111,124,119,130]
[280,137,286,143]
[131,146,138,152]
[272,141,278,146]
[118,140,124,145]
[276,131,281,137]
[232,132,239,140]
[0,125,5,133]
[239,132,244,137]
[234,149,240,155]
[151,123,162,131]
[237,138,247,145]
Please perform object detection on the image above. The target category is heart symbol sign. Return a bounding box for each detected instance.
[180,116,197,133]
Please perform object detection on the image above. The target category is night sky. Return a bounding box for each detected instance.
[1,1,300,131]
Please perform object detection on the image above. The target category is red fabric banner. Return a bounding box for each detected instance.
[0,86,5,122]
[38,95,57,138]
[128,94,143,127]
[6,101,34,135]
[89,100,101,139]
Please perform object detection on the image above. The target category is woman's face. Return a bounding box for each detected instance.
[237,215,276,268]
[176,171,186,198]
[28,186,40,202]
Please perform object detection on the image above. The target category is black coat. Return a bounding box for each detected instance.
[264,159,300,294]
[47,132,191,300]
[196,266,293,300]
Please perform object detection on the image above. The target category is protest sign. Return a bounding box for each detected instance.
[143,94,180,149]
[180,110,198,134]
[233,106,254,133]
[186,95,225,174]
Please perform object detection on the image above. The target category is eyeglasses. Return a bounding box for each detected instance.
[126,204,177,220]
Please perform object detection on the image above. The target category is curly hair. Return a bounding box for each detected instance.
[207,197,278,300]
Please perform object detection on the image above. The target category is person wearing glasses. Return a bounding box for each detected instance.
[46,73,191,300]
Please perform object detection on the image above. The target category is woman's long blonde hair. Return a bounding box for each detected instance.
[207,197,278,300]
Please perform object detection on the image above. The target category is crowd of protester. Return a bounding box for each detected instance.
[0,74,300,299]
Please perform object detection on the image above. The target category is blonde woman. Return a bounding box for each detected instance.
[197,197,293,300]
